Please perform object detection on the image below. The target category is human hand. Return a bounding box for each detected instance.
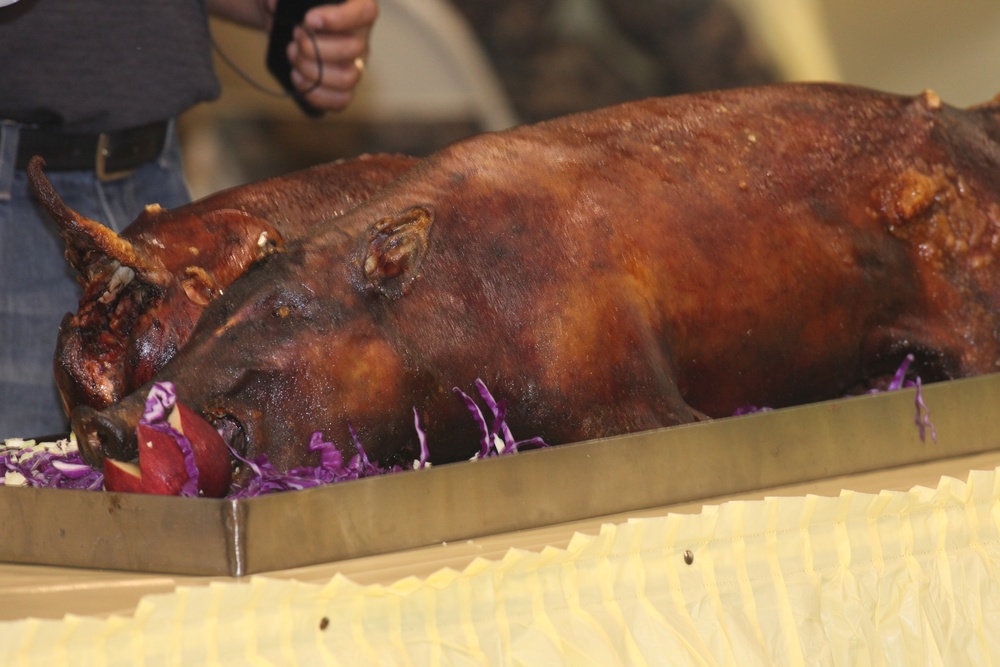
[281,0,378,111]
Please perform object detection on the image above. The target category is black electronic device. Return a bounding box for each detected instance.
[266,0,344,117]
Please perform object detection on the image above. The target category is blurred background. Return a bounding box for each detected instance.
[178,0,1000,199]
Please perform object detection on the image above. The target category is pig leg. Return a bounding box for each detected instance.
[529,275,697,441]
[865,312,1000,383]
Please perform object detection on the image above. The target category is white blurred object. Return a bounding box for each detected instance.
[730,0,1000,107]
[728,0,843,82]
[355,0,518,132]
[818,0,1000,107]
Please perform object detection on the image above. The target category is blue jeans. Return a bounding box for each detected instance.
[0,121,192,438]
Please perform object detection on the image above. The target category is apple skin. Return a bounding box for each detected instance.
[101,459,144,494]
[103,423,188,495]
[168,402,233,497]
[102,404,233,497]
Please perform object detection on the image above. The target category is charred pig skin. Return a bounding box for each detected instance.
[72,83,1000,472]
[29,153,418,414]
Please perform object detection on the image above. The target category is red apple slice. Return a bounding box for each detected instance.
[102,405,232,497]
[168,402,233,498]
[101,459,144,494]
[103,423,187,495]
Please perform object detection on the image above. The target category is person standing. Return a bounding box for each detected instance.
[0,0,378,437]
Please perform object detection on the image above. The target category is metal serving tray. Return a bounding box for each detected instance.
[3,373,1000,576]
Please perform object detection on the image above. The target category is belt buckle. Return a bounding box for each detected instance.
[95,132,135,181]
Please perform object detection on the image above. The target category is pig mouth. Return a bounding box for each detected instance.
[212,412,248,459]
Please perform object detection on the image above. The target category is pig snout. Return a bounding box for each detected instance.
[71,405,138,468]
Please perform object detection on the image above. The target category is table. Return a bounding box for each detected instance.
[6,448,999,623]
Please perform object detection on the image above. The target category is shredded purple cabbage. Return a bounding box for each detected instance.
[228,381,547,498]
[413,406,431,469]
[453,379,549,458]
[0,378,544,498]
[226,429,401,499]
[732,354,936,442]
[0,437,104,491]
[731,405,773,417]
[884,354,936,442]
[2,363,936,497]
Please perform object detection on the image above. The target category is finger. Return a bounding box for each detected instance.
[302,87,355,112]
[291,56,364,95]
[292,71,358,111]
[303,0,378,33]
[290,23,370,65]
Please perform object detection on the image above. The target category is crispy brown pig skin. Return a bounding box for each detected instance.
[73,83,1000,472]
[29,153,418,413]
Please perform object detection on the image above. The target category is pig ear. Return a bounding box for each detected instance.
[362,207,433,297]
[27,156,163,280]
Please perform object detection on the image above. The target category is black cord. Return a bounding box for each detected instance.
[208,0,325,99]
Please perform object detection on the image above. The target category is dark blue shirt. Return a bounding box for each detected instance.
[0,0,220,132]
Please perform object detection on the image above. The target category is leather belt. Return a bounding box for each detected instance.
[14,121,168,181]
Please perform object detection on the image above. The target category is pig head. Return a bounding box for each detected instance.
[72,83,1000,473]
[29,154,417,415]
